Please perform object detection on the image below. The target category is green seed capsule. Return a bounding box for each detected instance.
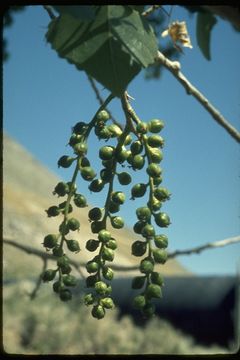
[152,249,168,264]
[59,222,69,235]
[142,302,156,317]
[43,234,58,249]
[147,135,164,148]
[45,206,61,217]
[97,110,110,122]
[61,264,72,275]
[73,142,88,156]
[88,207,102,221]
[100,168,113,183]
[132,155,145,170]
[68,133,81,147]
[95,281,108,295]
[80,166,96,182]
[151,272,164,286]
[66,239,80,253]
[130,140,143,155]
[98,229,111,243]
[133,221,147,234]
[73,194,87,207]
[107,124,122,137]
[136,122,148,134]
[124,134,132,145]
[59,289,72,301]
[86,261,99,274]
[154,187,171,201]
[147,197,162,212]
[41,269,56,282]
[146,163,162,178]
[102,247,115,261]
[110,216,124,229]
[52,280,64,293]
[131,241,147,257]
[154,234,168,248]
[105,239,117,250]
[89,179,105,192]
[62,274,77,287]
[91,221,105,234]
[84,293,94,306]
[146,284,162,298]
[67,218,80,231]
[95,125,111,140]
[101,297,114,309]
[52,245,64,257]
[86,239,100,252]
[149,148,163,163]
[59,201,73,213]
[57,255,70,269]
[148,119,164,133]
[115,147,130,163]
[132,276,146,289]
[111,191,125,205]
[102,266,114,281]
[80,156,91,167]
[136,207,151,221]
[108,201,120,214]
[154,212,171,227]
[141,224,155,238]
[73,122,88,135]
[117,172,132,186]
[53,182,69,197]
[140,258,154,274]
[133,295,146,309]
[99,146,115,161]
[92,305,105,319]
[153,176,163,186]
[57,155,75,168]
[131,183,147,199]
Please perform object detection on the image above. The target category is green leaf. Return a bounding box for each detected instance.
[46,6,158,97]
[129,5,145,13]
[196,12,217,61]
[53,6,96,21]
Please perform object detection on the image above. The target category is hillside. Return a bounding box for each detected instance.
[3,133,190,281]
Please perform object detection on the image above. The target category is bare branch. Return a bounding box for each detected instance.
[3,238,85,272]
[142,5,161,17]
[155,50,240,143]
[168,235,240,259]
[3,236,240,273]
[43,5,56,20]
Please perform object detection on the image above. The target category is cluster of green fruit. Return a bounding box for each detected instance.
[42,97,171,319]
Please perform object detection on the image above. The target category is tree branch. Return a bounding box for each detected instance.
[3,235,240,272]
[43,5,56,20]
[155,50,240,143]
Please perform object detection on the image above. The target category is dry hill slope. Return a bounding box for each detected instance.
[3,133,190,281]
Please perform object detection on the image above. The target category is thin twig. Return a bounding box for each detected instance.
[3,238,85,271]
[142,5,161,17]
[43,5,56,20]
[87,75,123,129]
[3,235,240,272]
[29,258,47,300]
[155,50,240,143]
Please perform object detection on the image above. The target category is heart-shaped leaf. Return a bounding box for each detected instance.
[46,6,158,97]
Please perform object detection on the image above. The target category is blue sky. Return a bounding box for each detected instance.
[3,5,240,275]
